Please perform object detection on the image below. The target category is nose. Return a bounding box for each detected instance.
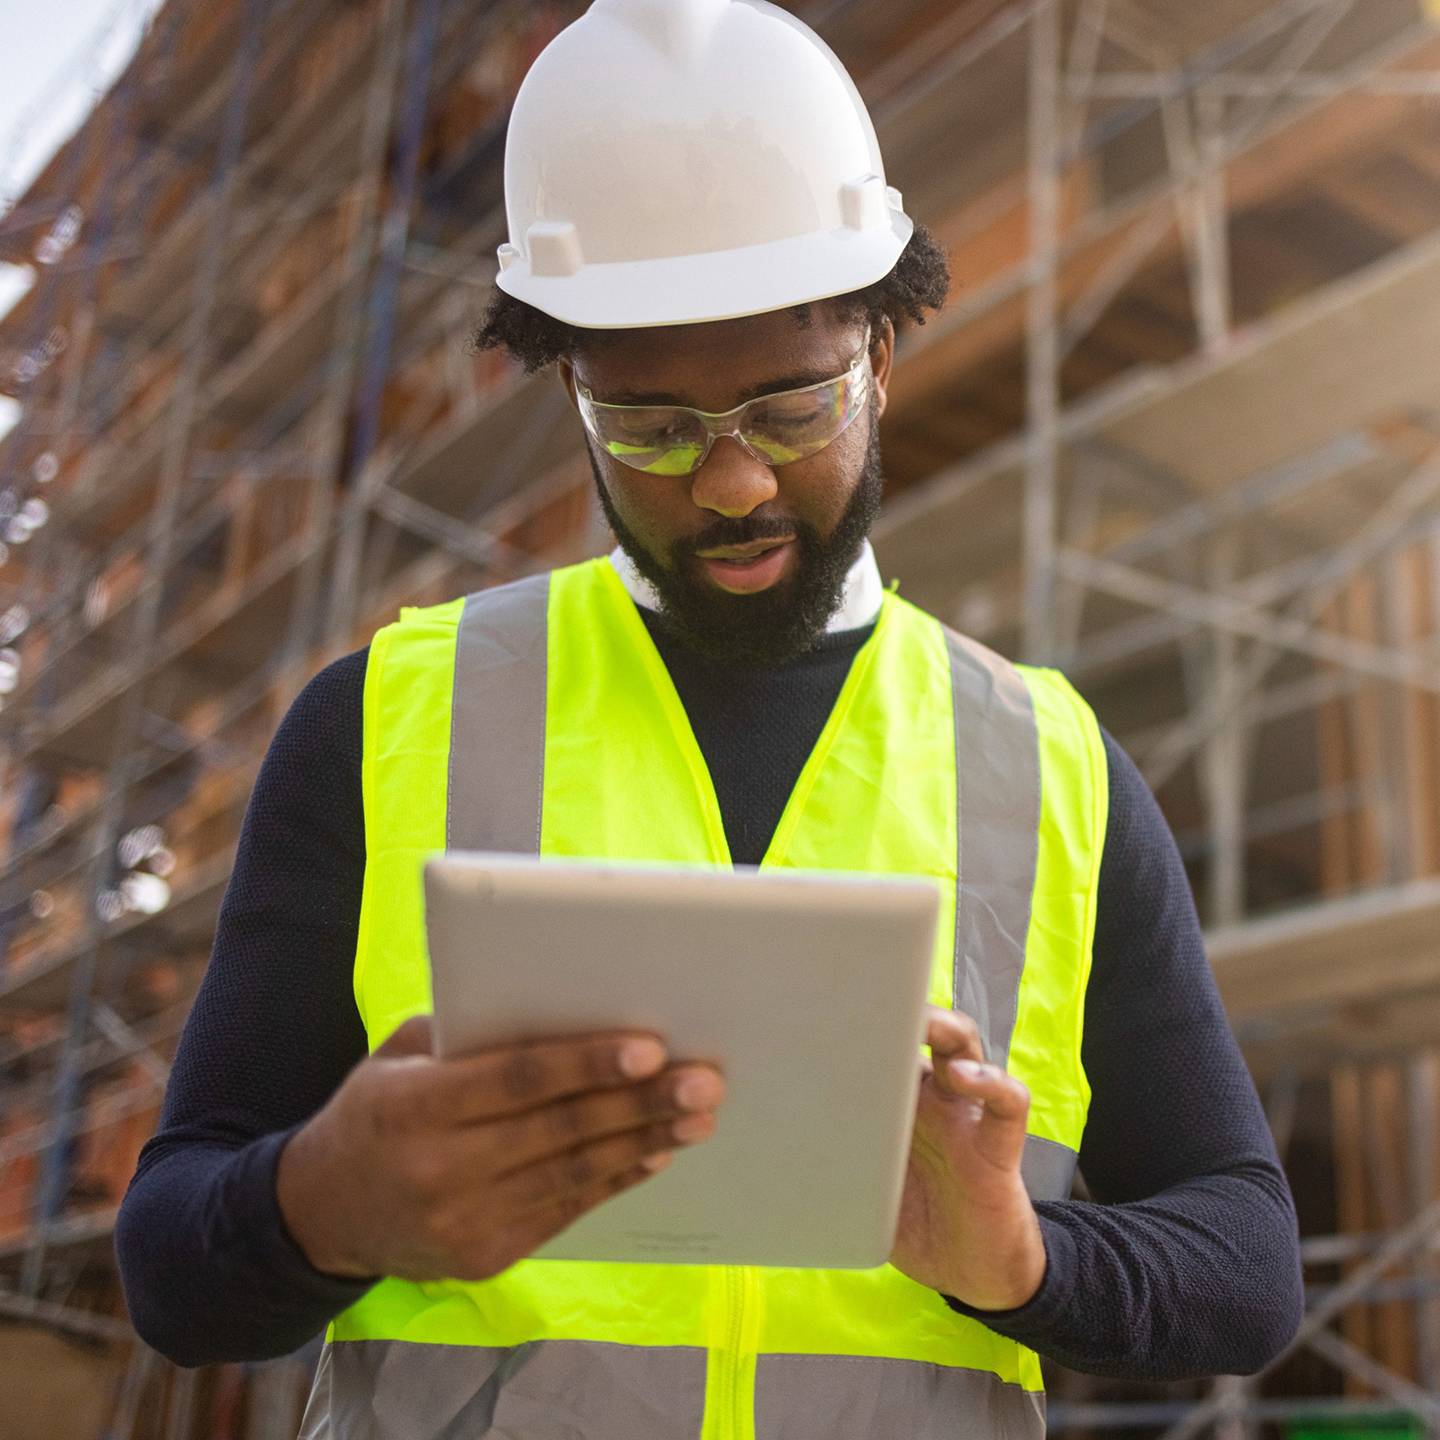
[688,435,778,518]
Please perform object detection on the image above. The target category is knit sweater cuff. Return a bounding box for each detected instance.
[250,1127,379,1307]
[939,1213,1077,1339]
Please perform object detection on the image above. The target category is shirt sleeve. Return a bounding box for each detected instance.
[114,648,376,1365]
[943,729,1304,1380]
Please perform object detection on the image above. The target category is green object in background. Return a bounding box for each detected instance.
[1287,1415,1425,1440]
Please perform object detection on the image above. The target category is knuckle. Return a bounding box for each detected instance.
[557,1190,590,1225]
[519,1156,569,1207]
[419,1203,465,1257]
[596,1165,641,1205]
[497,1050,547,1102]
[373,1081,423,1135]
[486,1117,527,1170]
[399,1148,446,1201]
[635,1077,673,1120]
[563,1148,595,1189]
[578,1042,616,1087]
[546,1095,590,1144]
[955,1026,983,1055]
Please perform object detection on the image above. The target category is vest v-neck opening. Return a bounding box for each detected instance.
[759,603,890,868]
[596,561,732,864]
[597,561,891,868]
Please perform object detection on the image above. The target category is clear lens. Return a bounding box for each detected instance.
[739,368,868,465]
[583,400,711,475]
[578,331,870,476]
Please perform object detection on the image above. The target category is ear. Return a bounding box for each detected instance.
[869,318,895,420]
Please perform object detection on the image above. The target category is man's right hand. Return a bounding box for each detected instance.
[275,1014,724,1283]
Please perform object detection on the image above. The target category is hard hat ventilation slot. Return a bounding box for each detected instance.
[841,175,889,233]
[526,221,585,278]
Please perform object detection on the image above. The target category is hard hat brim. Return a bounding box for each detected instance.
[495,212,915,330]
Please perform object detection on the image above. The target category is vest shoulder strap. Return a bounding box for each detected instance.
[446,572,551,854]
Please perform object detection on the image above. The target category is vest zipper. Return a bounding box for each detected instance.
[704,1264,759,1440]
[727,1266,748,1438]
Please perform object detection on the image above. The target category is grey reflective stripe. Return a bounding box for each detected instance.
[943,626,1041,1070]
[1021,1132,1079,1201]
[945,630,1063,1206]
[447,573,551,856]
[299,1338,708,1440]
[753,1353,1044,1440]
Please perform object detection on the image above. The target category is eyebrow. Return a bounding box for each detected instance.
[592,367,844,410]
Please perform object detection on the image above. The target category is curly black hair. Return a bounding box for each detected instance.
[473,222,951,374]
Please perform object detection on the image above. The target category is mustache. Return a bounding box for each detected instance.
[682,513,803,556]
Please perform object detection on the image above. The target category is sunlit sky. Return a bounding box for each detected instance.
[0,0,164,435]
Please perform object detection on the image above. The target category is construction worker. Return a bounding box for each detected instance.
[116,2,1303,1436]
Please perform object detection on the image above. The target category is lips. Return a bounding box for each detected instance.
[694,537,794,562]
[695,538,795,594]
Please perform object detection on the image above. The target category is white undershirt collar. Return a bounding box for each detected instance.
[607,538,884,634]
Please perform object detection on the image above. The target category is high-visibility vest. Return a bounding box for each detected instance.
[299,556,1107,1440]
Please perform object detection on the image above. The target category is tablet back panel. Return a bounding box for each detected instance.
[424,853,937,1268]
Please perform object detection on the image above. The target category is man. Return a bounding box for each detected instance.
[116,1,1304,1436]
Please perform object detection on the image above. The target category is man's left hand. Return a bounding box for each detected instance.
[889,1006,1047,1311]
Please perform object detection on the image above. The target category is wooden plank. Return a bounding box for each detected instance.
[0,1322,122,1440]
[1103,232,1440,490]
[1209,875,1440,1018]
[1333,1064,1374,1387]
[878,227,1440,603]
[1364,1063,1418,1380]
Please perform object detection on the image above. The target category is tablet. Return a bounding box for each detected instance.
[423,852,939,1269]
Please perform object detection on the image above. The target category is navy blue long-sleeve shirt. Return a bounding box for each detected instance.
[115,613,1303,1375]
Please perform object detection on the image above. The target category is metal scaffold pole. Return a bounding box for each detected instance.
[274,0,410,697]
[1023,0,1061,665]
[323,0,448,648]
[19,0,272,1301]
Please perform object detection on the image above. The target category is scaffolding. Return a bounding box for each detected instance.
[4,0,1440,1434]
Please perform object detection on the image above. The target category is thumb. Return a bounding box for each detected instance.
[373,1013,435,1059]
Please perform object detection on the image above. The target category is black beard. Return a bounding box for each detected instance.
[589,409,884,668]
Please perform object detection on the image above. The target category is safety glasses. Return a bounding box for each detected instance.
[575,327,872,476]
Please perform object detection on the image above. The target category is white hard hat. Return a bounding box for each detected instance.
[494,0,913,329]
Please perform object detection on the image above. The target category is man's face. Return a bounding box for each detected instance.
[558,306,894,666]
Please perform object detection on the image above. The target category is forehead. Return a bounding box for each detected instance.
[571,304,865,411]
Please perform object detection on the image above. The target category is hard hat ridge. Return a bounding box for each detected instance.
[592,0,732,64]
[496,0,914,329]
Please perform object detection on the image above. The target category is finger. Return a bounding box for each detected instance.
[488,1063,724,1172]
[939,1059,1031,1124]
[925,1007,985,1067]
[391,1030,671,1127]
[373,1014,435,1058]
[499,1110,716,1212]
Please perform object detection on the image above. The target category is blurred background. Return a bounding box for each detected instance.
[3,0,1440,1434]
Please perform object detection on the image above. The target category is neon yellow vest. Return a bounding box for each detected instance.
[300,557,1107,1440]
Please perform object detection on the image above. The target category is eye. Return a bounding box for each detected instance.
[590,406,710,474]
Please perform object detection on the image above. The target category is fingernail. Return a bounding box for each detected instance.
[619,1038,666,1077]
[642,1151,673,1173]
[675,1070,721,1109]
[672,1112,714,1143]
[951,1059,985,1081]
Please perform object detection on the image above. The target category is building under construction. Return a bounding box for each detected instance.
[4,0,1440,1433]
